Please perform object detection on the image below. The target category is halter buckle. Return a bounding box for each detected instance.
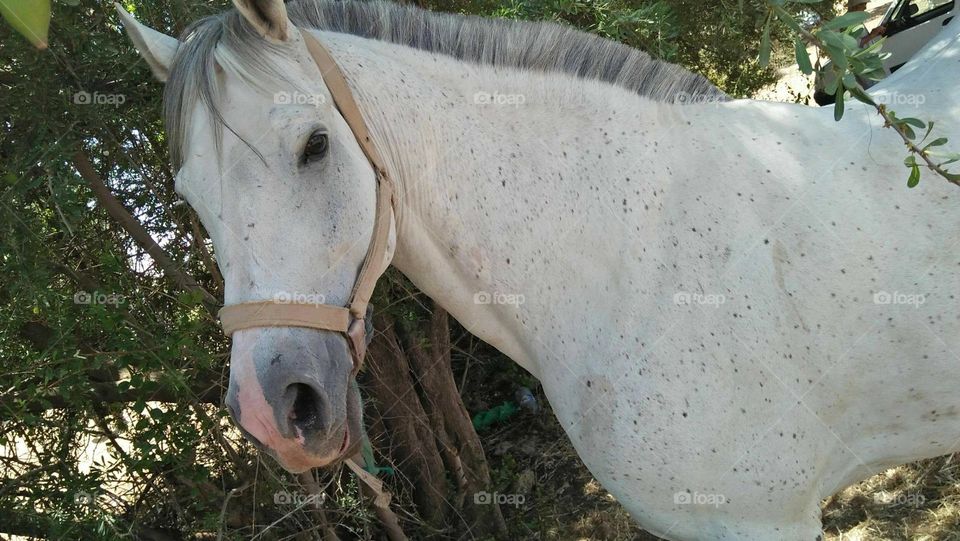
[346,317,368,374]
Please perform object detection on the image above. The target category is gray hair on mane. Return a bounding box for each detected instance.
[164,0,726,169]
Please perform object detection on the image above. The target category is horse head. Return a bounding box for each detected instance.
[117,0,396,472]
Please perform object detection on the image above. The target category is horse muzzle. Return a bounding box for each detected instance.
[224,327,362,472]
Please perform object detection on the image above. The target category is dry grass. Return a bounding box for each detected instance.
[822,455,960,541]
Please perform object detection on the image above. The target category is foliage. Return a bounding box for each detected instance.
[668,0,833,97]
[490,0,681,59]
[0,1,376,538]
[427,0,834,97]
[760,0,960,188]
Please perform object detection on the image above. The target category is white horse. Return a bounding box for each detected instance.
[117,0,960,538]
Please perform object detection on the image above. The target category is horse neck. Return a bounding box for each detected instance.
[320,32,902,377]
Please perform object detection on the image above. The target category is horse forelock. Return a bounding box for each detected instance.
[163,0,727,170]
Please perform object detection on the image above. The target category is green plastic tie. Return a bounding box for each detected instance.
[471,401,519,431]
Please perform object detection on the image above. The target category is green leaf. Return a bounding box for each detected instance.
[924,137,948,149]
[900,117,926,129]
[931,152,960,166]
[824,45,848,71]
[772,4,803,34]
[177,290,205,306]
[848,86,875,106]
[921,121,936,143]
[795,39,813,75]
[841,73,858,90]
[907,164,920,188]
[834,87,845,121]
[819,29,860,53]
[825,70,841,95]
[822,11,870,31]
[0,0,51,49]
[759,17,772,67]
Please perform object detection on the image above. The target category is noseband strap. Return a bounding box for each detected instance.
[217,29,395,373]
[219,302,351,336]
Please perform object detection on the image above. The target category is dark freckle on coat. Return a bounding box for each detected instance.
[586,380,592,388]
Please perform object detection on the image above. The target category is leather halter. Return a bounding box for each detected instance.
[217,29,395,374]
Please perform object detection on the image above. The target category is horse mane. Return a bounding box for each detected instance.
[163,0,726,169]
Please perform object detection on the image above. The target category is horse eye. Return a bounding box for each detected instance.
[301,131,328,165]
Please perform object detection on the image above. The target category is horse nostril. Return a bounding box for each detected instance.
[287,383,327,435]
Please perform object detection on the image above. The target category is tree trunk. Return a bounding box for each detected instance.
[365,317,451,529]
[404,306,507,537]
[363,305,506,538]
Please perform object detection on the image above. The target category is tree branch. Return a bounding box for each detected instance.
[72,151,220,315]
[0,377,221,414]
[769,2,960,188]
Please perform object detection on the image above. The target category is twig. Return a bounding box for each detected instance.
[769,2,960,188]
[217,482,252,541]
[346,458,408,541]
[72,150,220,314]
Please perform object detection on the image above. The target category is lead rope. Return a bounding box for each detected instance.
[349,379,394,476]
[353,307,385,475]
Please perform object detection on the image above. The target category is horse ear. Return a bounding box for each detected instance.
[114,4,179,82]
[232,0,290,42]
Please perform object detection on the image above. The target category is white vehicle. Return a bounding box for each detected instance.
[814,0,955,105]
